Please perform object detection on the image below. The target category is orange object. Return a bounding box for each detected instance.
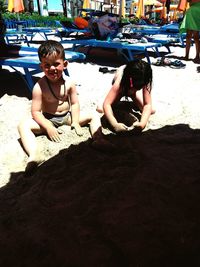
[8,0,24,13]
[177,0,188,11]
[136,0,145,18]
[74,17,89,29]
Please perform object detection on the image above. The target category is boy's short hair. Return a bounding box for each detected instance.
[38,40,65,61]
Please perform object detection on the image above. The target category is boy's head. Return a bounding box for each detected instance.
[38,40,68,82]
[38,40,65,62]
[121,59,152,94]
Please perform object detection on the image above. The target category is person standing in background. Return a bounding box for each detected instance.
[179,0,200,63]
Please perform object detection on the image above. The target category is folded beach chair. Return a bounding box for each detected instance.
[54,20,91,40]
[0,46,85,92]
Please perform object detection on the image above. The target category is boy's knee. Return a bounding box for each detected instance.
[17,120,24,133]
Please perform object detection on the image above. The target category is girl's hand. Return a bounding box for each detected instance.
[132,121,144,132]
[113,123,129,132]
[71,122,83,136]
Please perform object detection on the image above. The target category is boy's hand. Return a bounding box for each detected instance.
[71,122,83,136]
[47,125,62,142]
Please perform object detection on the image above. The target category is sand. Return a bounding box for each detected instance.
[0,41,200,266]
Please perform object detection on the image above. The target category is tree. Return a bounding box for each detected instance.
[62,0,67,16]
[37,0,41,15]
[23,0,29,11]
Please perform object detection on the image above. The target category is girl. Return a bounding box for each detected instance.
[100,59,154,133]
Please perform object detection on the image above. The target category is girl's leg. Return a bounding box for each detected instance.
[185,30,193,60]
[18,118,44,162]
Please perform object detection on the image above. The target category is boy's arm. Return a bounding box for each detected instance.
[31,84,62,142]
[68,82,83,136]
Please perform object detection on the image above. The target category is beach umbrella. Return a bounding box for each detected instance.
[119,0,126,18]
[151,4,178,12]
[8,0,24,20]
[133,0,162,7]
[160,1,167,19]
[136,0,144,18]
[177,0,189,11]
[8,0,24,13]
[82,0,90,16]
[82,0,90,9]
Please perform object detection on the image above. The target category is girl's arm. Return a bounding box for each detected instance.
[103,79,129,132]
[134,84,152,130]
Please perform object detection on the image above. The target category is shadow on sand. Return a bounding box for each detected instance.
[0,68,36,100]
[0,124,200,267]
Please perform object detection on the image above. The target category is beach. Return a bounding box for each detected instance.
[0,41,200,266]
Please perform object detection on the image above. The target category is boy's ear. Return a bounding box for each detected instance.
[64,60,68,68]
[40,63,44,71]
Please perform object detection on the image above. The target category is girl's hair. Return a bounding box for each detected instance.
[38,40,65,61]
[120,60,153,97]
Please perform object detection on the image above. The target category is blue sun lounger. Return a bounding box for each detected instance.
[61,38,163,64]
[0,46,85,92]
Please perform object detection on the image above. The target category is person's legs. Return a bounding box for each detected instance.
[78,110,105,141]
[79,110,116,151]
[185,30,193,60]
[193,30,200,62]
[18,118,45,163]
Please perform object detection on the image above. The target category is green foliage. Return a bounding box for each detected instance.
[2,12,73,27]
[0,0,7,14]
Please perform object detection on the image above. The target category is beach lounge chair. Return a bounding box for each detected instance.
[122,23,185,47]
[5,29,33,46]
[61,38,165,64]
[0,46,85,92]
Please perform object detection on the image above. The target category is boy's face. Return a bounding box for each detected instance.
[40,52,68,82]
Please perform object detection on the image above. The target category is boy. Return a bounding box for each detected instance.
[18,40,92,174]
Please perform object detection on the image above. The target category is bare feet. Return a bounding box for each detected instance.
[193,58,200,64]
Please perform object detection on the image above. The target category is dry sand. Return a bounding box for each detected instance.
[0,41,200,266]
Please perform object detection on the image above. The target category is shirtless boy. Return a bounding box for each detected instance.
[18,40,93,174]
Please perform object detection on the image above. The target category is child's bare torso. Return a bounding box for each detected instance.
[39,76,71,115]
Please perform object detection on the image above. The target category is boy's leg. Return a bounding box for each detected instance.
[18,118,44,163]
[79,110,117,151]
[78,110,104,140]
[78,111,93,126]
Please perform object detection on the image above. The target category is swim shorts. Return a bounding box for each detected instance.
[43,111,71,127]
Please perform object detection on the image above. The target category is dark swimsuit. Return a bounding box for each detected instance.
[43,111,71,127]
